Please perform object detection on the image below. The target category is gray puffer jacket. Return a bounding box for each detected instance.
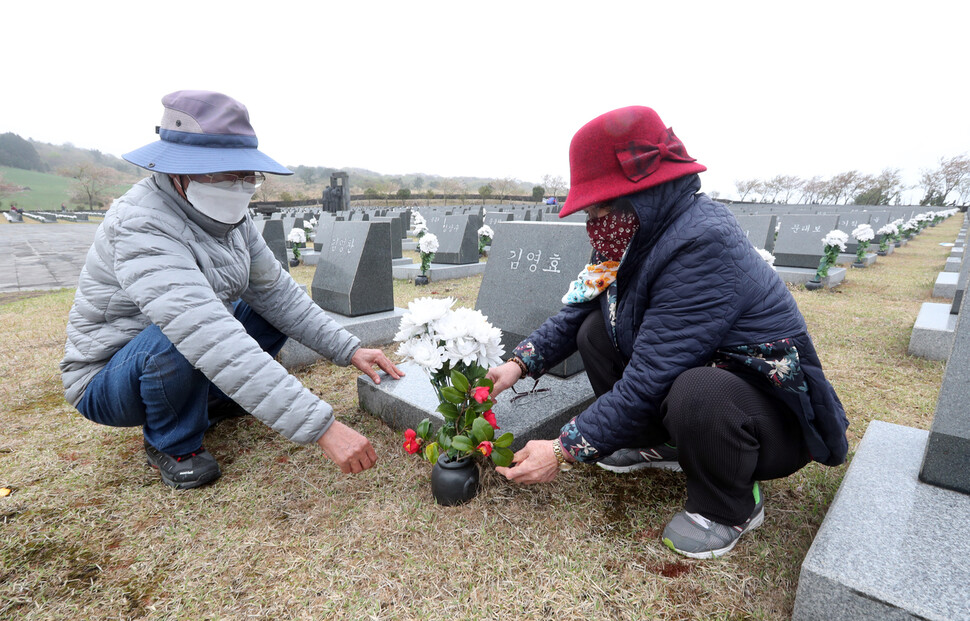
[60,173,360,445]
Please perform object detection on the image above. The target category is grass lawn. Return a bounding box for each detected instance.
[0,217,960,620]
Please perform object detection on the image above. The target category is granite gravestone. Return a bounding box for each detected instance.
[734,214,778,252]
[772,214,842,268]
[311,221,393,316]
[475,221,592,377]
[484,212,514,229]
[429,214,482,264]
[253,219,289,273]
[919,291,970,494]
[371,216,404,259]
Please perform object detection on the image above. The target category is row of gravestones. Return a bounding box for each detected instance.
[793,212,970,619]
[908,213,969,361]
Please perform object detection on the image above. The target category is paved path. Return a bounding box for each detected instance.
[0,221,99,294]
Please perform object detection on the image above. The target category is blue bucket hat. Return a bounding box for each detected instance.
[123,90,293,175]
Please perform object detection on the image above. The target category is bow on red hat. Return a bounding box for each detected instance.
[614,129,697,182]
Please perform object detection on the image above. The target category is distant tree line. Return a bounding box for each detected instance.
[734,155,970,206]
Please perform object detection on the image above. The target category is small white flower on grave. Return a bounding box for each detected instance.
[756,248,776,267]
[287,228,306,244]
[411,211,426,227]
[851,223,875,243]
[877,223,898,236]
[308,217,317,227]
[821,229,848,252]
[478,225,494,239]
[396,335,445,373]
[419,233,439,254]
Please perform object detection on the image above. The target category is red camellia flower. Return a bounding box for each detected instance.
[472,386,491,403]
[403,429,422,454]
[477,441,493,457]
[482,409,499,429]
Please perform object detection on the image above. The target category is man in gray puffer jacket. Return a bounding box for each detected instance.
[60,90,402,489]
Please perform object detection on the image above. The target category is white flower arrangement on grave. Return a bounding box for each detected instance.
[902,218,919,238]
[418,232,439,276]
[411,211,428,238]
[890,219,905,243]
[851,223,875,264]
[287,227,306,262]
[394,297,513,467]
[814,229,848,280]
[876,223,898,253]
[756,248,776,269]
[477,224,494,256]
[304,217,317,240]
[915,212,933,232]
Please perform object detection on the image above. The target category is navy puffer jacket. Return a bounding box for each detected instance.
[518,175,849,467]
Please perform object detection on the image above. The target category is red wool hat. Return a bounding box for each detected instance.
[559,106,707,218]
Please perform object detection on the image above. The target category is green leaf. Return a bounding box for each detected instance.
[477,377,494,390]
[424,442,439,464]
[491,447,514,467]
[473,401,492,414]
[473,416,495,442]
[451,435,474,452]
[436,402,460,421]
[493,432,514,448]
[437,428,452,449]
[416,418,432,440]
[450,369,469,394]
[464,408,478,428]
[467,366,488,382]
[440,386,466,404]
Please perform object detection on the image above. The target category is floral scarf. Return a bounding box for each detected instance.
[562,261,620,305]
[586,210,640,261]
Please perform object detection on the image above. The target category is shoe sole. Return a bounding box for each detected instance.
[596,461,682,473]
[663,506,765,559]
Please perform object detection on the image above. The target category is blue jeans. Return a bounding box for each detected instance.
[76,301,287,456]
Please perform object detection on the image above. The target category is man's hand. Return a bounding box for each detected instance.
[485,360,522,396]
[494,439,563,484]
[351,348,404,385]
[316,420,378,474]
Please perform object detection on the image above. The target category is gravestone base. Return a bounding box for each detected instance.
[944,257,961,273]
[876,245,894,256]
[907,302,957,360]
[357,361,595,451]
[301,250,320,266]
[837,252,876,267]
[391,262,486,282]
[775,267,846,288]
[933,272,958,299]
[392,257,412,266]
[792,421,970,621]
[402,240,418,251]
[278,308,407,370]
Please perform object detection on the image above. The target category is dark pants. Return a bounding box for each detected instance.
[576,309,810,525]
[76,301,287,457]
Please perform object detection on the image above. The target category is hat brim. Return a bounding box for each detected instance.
[123,140,293,175]
[558,161,707,218]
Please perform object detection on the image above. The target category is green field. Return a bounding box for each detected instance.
[1,166,132,212]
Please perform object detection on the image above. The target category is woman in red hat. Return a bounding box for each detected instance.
[489,106,848,559]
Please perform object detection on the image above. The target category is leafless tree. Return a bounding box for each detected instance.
[541,174,567,200]
[920,154,970,204]
[800,176,826,204]
[62,162,118,209]
[773,175,803,204]
[734,178,760,201]
[825,171,863,205]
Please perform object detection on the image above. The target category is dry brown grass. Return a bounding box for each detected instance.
[0,217,960,620]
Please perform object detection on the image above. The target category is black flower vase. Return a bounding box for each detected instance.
[805,279,824,291]
[852,261,866,269]
[415,274,430,286]
[289,258,300,267]
[430,455,480,506]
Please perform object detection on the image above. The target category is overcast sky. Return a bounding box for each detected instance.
[5,1,968,202]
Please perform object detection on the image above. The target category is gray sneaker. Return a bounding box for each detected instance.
[145,441,221,490]
[662,482,764,559]
[596,444,681,473]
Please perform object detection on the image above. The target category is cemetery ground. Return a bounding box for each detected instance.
[0,217,958,620]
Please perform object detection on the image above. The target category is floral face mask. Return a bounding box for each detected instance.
[586,209,640,261]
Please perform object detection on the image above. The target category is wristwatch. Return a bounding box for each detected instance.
[552,440,573,472]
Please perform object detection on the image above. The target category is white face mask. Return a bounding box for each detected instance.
[184,180,255,224]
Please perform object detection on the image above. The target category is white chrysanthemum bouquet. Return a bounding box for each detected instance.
[851,223,875,263]
[287,227,306,262]
[394,297,513,466]
[815,229,848,280]
[876,222,898,252]
[417,233,439,276]
[477,224,494,256]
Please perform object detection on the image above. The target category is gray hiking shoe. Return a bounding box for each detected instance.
[662,482,764,559]
[596,444,682,473]
[145,441,221,490]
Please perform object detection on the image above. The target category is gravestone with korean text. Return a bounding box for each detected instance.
[475,221,592,377]
[428,214,482,264]
[311,220,393,316]
[772,214,842,268]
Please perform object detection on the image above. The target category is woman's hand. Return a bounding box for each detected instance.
[351,348,404,384]
[495,440,562,484]
[486,360,522,396]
